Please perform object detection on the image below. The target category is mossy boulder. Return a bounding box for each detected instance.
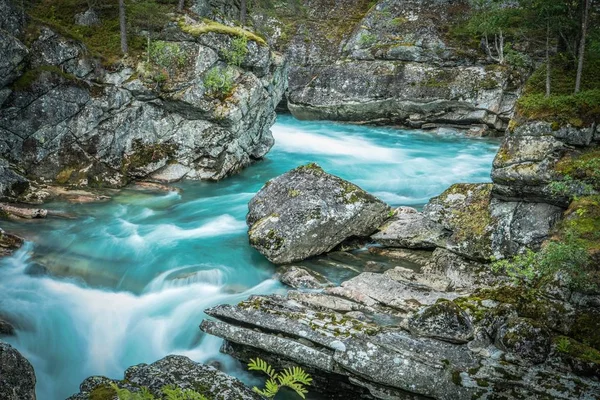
[247,163,391,264]
[423,183,495,260]
[495,317,551,365]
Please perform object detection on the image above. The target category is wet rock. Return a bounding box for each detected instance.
[0,318,15,336]
[277,265,331,289]
[371,208,450,249]
[0,228,23,257]
[408,301,474,344]
[0,341,36,400]
[0,203,47,219]
[68,355,260,399]
[247,163,390,264]
[495,317,551,365]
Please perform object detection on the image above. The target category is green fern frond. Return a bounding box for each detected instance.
[248,358,277,378]
[248,359,312,399]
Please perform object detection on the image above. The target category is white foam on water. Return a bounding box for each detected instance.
[272,124,402,163]
[143,215,246,243]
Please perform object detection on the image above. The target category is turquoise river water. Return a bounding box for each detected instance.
[0,115,499,400]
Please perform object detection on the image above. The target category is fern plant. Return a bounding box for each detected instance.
[248,358,312,399]
[110,384,208,400]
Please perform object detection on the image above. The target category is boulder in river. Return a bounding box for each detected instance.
[247,163,391,264]
[0,341,36,400]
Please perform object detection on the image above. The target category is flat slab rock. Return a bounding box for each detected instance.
[247,163,391,264]
[67,355,260,400]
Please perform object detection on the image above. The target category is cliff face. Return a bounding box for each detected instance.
[252,0,521,133]
[0,0,287,201]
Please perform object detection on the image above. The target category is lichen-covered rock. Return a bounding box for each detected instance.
[0,17,287,189]
[0,341,36,400]
[495,317,551,365]
[371,207,449,249]
[492,121,599,206]
[67,355,261,400]
[408,301,474,344]
[424,183,496,260]
[489,199,563,258]
[247,163,390,264]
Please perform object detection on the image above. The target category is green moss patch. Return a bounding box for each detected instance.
[179,19,266,45]
[11,65,79,91]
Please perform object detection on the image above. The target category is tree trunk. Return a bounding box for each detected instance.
[240,0,247,25]
[546,19,551,97]
[575,0,589,93]
[177,0,185,12]
[119,0,128,55]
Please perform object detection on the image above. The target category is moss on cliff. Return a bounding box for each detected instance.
[179,19,266,45]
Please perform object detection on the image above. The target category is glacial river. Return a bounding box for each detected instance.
[0,115,499,400]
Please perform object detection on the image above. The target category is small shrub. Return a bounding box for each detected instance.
[248,358,312,399]
[556,336,571,353]
[222,35,248,67]
[203,66,235,99]
[492,236,593,290]
[358,32,377,47]
[149,41,187,70]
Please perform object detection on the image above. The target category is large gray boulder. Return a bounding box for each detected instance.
[68,355,261,400]
[247,163,391,264]
[0,342,36,400]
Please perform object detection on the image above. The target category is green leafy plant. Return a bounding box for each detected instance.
[110,384,208,400]
[492,249,538,283]
[492,236,593,290]
[556,336,571,353]
[248,358,312,399]
[203,66,235,99]
[222,36,248,67]
[149,41,187,69]
[358,32,377,47]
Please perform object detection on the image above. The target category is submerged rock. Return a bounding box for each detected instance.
[68,355,260,400]
[247,163,390,264]
[0,341,36,400]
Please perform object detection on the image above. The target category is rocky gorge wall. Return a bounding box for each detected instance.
[0,0,287,202]
[251,0,522,134]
